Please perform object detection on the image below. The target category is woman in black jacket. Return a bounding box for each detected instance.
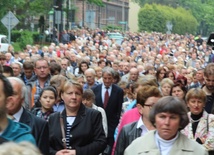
[48,80,106,155]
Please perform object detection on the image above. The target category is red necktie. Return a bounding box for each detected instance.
[104,87,109,108]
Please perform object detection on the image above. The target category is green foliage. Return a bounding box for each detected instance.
[138,4,198,34]
[16,30,34,49]
[104,25,122,31]
[12,42,21,52]
[133,0,214,35]
[87,0,105,7]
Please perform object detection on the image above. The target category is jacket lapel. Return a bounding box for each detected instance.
[19,108,31,125]
[61,104,86,130]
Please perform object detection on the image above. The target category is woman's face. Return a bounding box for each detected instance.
[171,86,185,99]
[187,98,204,115]
[155,112,180,140]
[158,70,166,80]
[40,90,56,111]
[81,63,88,72]
[161,83,171,96]
[82,98,93,108]
[77,77,85,87]
[61,85,82,110]
[96,70,102,78]
[168,72,174,81]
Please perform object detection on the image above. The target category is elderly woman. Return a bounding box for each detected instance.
[124,96,208,155]
[181,88,214,152]
[160,78,174,96]
[48,80,106,155]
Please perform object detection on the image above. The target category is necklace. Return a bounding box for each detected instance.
[190,117,201,123]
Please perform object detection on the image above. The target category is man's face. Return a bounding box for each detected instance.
[5,53,11,61]
[85,71,95,85]
[11,64,21,77]
[196,70,204,81]
[130,70,139,81]
[34,60,50,79]
[6,79,23,115]
[0,81,7,118]
[61,59,68,70]
[24,69,33,79]
[123,63,130,74]
[112,64,118,71]
[204,75,214,92]
[103,73,113,88]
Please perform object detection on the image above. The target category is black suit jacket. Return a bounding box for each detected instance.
[20,108,49,155]
[48,104,106,155]
[92,84,124,139]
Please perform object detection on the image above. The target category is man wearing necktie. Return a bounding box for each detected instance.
[92,67,124,155]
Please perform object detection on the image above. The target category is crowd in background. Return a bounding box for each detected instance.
[0,28,214,155]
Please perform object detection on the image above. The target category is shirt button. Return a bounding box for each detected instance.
[68,146,72,149]
[70,134,73,137]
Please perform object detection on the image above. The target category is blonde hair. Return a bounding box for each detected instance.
[0,141,42,155]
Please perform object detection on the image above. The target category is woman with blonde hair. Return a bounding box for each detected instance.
[49,80,106,155]
[182,88,214,153]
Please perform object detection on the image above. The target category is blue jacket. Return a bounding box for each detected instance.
[1,119,36,145]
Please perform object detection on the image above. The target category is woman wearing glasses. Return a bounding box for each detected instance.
[114,85,162,155]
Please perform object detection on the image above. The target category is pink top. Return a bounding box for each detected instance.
[112,107,140,155]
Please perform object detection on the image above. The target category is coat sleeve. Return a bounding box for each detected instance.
[203,114,214,150]
[75,111,107,155]
[37,121,50,155]
[114,127,127,155]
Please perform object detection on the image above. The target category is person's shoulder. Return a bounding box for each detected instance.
[125,131,155,150]
[179,133,207,153]
[25,110,47,125]
[122,121,138,132]
[91,83,102,90]
[2,119,35,143]
[112,84,123,91]
[85,106,101,115]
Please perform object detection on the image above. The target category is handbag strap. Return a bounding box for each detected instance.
[60,112,67,149]
[207,114,209,132]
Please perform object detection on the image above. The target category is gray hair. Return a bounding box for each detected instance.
[11,61,23,69]
[85,68,96,76]
[102,66,115,77]
[7,77,26,99]
[160,78,174,88]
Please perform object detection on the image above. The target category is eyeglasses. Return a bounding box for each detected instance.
[144,104,153,109]
[36,66,49,70]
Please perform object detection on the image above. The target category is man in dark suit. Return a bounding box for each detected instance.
[92,67,124,154]
[7,77,49,155]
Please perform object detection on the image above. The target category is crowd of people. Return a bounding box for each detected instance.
[0,28,214,155]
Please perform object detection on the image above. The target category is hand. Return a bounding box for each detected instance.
[200,137,206,144]
[63,150,76,155]
[56,149,68,155]
[56,149,76,155]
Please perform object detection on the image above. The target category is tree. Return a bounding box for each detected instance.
[138,4,198,34]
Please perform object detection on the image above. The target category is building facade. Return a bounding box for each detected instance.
[70,0,129,29]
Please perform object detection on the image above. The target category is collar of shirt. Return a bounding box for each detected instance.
[102,84,112,91]
[13,107,24,122]
[102,84,112,103]
[136,117,149,136]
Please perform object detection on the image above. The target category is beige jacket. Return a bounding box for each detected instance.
[124,130,208,155]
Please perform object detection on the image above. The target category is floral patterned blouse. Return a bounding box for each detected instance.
[181,110,214,151]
